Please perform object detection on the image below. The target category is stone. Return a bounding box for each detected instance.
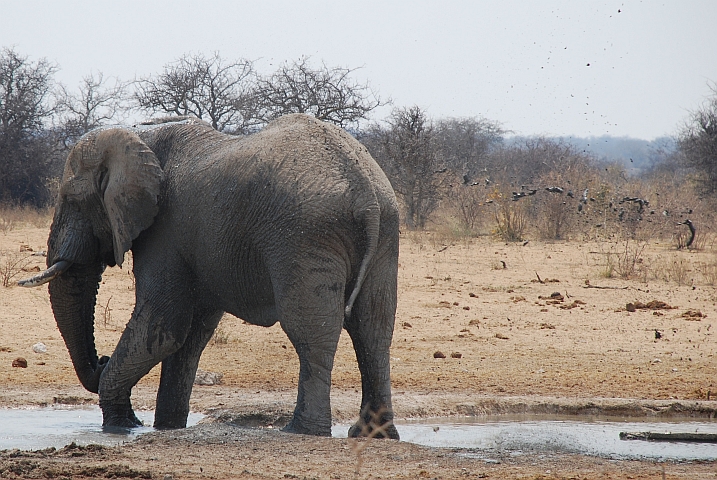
[194,369,224,385]
[12,357,27,368]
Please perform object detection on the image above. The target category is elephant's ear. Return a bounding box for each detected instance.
[93,128,164,267]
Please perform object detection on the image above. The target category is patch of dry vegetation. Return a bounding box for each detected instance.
[0,250,33,287]
[418,136,716,252]
[0,204,52,234]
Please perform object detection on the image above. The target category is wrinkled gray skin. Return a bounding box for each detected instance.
[20,114,399,438]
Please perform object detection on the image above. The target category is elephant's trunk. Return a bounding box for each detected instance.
[48,262,108,393]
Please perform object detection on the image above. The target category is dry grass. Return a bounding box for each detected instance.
[698,256,717,285]
[0,205,52,234]
[492,201,527,242]
[436,168,717,250]
[655,256,692,286]
[211,326,231,345]
[100,296,113,328]
[596,239,648,280]
[0,215,14,235]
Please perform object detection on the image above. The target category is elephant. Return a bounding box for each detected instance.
[19,113,400,439]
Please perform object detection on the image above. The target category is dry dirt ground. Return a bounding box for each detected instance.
[1,223,717,479]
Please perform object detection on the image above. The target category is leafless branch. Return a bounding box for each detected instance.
[134,52,258,133]
[254,56,385,128]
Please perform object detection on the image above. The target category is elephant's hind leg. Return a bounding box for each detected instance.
[154,304,223,429]
[275,261,346,436]
[344,240,399,440]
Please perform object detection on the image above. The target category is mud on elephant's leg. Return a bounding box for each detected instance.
[99,295,192,428]
[344,251,399,440]
[154,306,223,429]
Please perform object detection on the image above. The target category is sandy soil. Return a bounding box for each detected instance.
[1,224,716,479]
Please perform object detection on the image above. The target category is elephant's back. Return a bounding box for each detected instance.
[149,114,394,211]
[158,114,397,243]
[243,114,396,207]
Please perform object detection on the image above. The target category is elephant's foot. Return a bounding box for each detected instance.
[281,418,332,437]
[100,401,143,428]
[348,410,400,440]
[102,412,143,429]
[348,421,399,439]
[154,412,188,430]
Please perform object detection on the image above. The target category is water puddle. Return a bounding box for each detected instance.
[0,407,203,451]
[2,409,715,461]
[334,415,717,461]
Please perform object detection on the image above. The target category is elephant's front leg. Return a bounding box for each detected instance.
[154,306,223,429]
[98,294,192,428]
[277,262,346,436]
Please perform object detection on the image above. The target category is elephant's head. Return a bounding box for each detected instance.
[19,128,163,393]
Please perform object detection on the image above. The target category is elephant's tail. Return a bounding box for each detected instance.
[345,197,380,319]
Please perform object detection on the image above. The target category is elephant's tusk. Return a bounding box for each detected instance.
[18,260,73,287]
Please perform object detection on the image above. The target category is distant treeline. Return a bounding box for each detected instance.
[507,135,676,174]
[1,47,715,243]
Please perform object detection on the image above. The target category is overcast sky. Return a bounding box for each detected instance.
[2,0,716,140]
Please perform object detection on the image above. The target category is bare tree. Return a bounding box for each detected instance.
[434,117,504,182]
[434,117,504,232]
[254,56,385,128]
[485,138,597,240]
[0,47,59,206]
[450,184,487,231]
[57,71,130,146]
[363,106,442,229]
[488,136,593,188]
[135,52,258,133]
[677,85,717,197]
